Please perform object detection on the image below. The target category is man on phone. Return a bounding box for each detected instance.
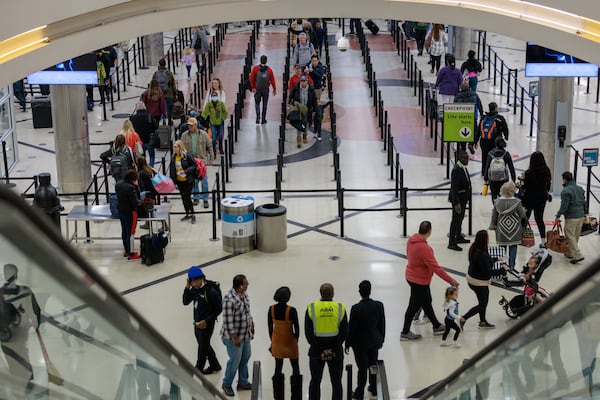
[183,266,222,374]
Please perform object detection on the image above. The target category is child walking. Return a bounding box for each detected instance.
[441,287,464,348]
[181,47,195,80]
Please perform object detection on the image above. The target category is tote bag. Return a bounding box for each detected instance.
[151,173,176,194]
[521,223,535,247]
[545,223,569,254]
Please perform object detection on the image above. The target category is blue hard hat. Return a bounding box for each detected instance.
[188,266,205,279]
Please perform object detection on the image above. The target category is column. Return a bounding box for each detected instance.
[449,26,475,61]
[50,85,91,193]
[144,33,165,67]
[537,77,574,194]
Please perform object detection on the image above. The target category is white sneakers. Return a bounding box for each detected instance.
[440,340,461,348]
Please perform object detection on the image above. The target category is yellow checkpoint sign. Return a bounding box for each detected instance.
[443,103,475,143]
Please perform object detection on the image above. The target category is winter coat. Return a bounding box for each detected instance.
[490,197,526,245]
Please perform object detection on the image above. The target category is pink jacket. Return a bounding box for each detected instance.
[405,234,454,285]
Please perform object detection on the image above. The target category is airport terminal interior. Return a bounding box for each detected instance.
[1,2,600,399]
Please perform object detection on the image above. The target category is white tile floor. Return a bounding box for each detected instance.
[6,23,600,399]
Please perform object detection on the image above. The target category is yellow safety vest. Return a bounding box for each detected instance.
[307,301,346,337]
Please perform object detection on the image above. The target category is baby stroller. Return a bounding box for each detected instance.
[0,292,22,342]
[499,249,552,319]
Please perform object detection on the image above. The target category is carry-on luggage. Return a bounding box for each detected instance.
[140,234,164,266]
[364,19,379,35]
[157,123,172,150]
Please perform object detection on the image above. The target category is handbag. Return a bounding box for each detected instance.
[151,173,176,194]
[521,223,535,247]
[545,222,570,254]
[149,132,160,149]
[134,141,144,157]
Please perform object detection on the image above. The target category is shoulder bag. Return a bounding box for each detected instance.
[545,222,569,254]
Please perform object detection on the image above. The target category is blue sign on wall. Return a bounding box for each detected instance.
[582,148,599,167]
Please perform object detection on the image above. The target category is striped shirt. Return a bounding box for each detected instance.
[220,288,254,341]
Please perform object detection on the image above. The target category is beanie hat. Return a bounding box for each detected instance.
[188,266,205,279]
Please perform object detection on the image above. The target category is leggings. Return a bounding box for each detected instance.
[526,202,547,239]
[442,318,461,341]
[463,284,490,323]
[274,358,300,376]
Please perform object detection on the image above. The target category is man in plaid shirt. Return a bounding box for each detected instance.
[220,274,254,397]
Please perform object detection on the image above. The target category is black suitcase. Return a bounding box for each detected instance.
[364,19,379,35]
[157,124,172,150]
[140,234,164,266]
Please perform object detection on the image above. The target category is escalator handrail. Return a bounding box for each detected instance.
[419,256,600,399]
[0,184,228,399]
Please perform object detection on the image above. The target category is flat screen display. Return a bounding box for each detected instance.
[27,53,98,85]
[525,43,598,77]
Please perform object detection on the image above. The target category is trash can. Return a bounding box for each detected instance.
[255,204,287,253]
[31,96,53,128]
[221,195,255,253]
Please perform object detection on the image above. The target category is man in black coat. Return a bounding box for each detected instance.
[448,151,472,251]
[130,102,158,166]
[345,280,386,399]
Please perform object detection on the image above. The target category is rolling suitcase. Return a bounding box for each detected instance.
[157,123,172,150]
[364,19,379,35]
[140,234,164,266]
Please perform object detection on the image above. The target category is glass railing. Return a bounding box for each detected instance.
[420,255,600,400]
[0,184,226,399]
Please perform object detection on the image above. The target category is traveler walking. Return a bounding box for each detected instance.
[250,55,277,124]
[520,151,552,243]
[484,137,516,202]
[471,102,509,177]
[490,181,527,269]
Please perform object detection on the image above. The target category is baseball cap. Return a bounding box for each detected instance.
[188,266,205,279]
[300,76,307,81]
[187,117,198,125]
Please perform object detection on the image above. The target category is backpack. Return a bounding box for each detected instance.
[155,69,170,93]
[255,66,270,90]
[204,280,222,312]
[96,61,107,84]
[488,151,508,181]
[110,148,133,181]
[479,115,497,140]
[194,157,207,179]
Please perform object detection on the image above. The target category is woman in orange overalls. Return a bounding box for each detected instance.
[268,286,300,399]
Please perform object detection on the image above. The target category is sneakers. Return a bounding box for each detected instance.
[237,382,252,390]
[447,244,463,251]
[127,253,141,261]
[181,215,191,221]
[433,325,445,335]
[478,321,496,329]
[222,384,234,397]
[413,315,430,325]
[456,238,471,244]
[192,199,199,206]
[202,365,222,374]
[400,331,422,341]
[440,339,450,347]
[317,135,322,141]
[452,341,462,348]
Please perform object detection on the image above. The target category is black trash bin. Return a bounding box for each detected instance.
[31,96,53,129]
[255,204,287,253]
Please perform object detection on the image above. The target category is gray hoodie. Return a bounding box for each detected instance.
[490,197,526,245]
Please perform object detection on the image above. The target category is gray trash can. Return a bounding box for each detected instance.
[255,203,287,253]
[221,195,255,253]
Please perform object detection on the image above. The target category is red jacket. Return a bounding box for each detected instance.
[250,64,277,91]
[405,233,454,285]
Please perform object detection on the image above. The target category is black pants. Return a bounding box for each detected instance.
[431,55,442,73]
[442,318,461,341]
[479,140,493,176]
[402,281,441,334]
[449,199,467,245]
[525,198,548,239]
[254,88,269,120]
[309,353,343,400]
[463,284,490,323]
[177,181,195,215]
[489,180,507,203]
[275,357,300,376]
[414,29,427,53]
[194,320,220,370]
[352,346,378,398]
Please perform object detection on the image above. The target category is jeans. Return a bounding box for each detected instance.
[402,280,442,334]
[501,244,518,269]
[185,65,191,78]
[195,321,219,370]
[254,88,269,120]
[222,338,252,387]
[309,353,343,400]
[165,97,173,121]
[469,76,478,92]
[142,143,155,166]
[210,123,224,151]
[192,176,209,201]
[564,217,584,259]
[118,210,137,255]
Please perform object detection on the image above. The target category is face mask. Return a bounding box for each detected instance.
[211,96,218,102]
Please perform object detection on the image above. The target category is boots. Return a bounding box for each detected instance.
[302,133,308,144]
[272,373,285,400]
[218,142,224,155]
[290,374,302,400]
[297,136,302,148]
